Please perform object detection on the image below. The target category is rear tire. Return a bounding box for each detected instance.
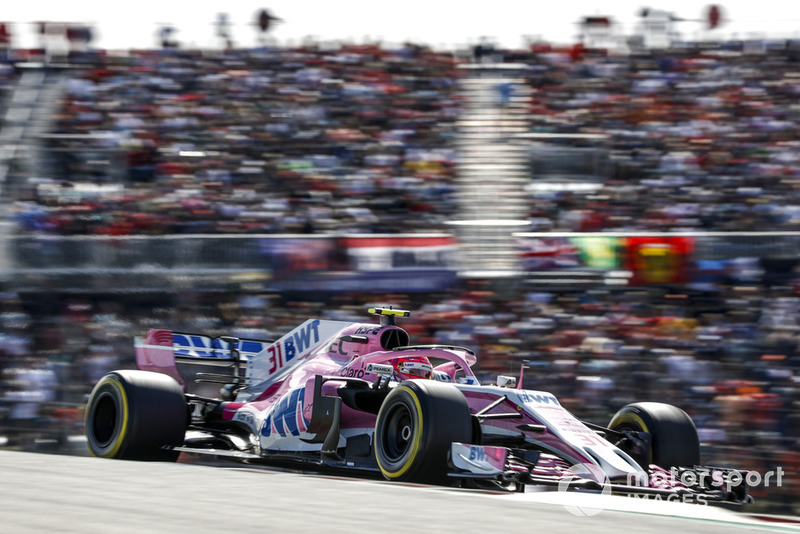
[85,370,187,461]
[609,401,700,469]
[374,380,472,485]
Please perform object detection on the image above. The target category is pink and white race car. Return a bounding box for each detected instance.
[84,307,750,503]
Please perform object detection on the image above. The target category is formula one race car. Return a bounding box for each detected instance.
[84,307,751,503]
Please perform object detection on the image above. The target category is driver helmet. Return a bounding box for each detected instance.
[393,356,433,381]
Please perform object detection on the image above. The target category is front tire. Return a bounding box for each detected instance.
[85,370,187,461]
[374,380,472,484]
[609,401,700,469]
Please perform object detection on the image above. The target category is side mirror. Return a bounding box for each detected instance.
[497,375,516,388]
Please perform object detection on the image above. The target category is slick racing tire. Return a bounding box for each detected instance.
[85,370,187,461]
[609,402,700,470]
[374,380,472,485]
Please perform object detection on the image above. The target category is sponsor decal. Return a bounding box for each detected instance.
[365,363,393,375]
[468,446,487,462]
[171,333,269,360]
[451,443,507,475]
[262,320,322,375]
[433,371,453,382]
[339,368,365,379]
[517,391,560,406]
[261,387,308,438]
[354,325,382,335]
[248,320,349,383]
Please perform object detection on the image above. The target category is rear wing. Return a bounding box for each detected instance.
[134,319,350,392]
[134,329,274,388]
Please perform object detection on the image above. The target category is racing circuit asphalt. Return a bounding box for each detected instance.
[1,450,798,533]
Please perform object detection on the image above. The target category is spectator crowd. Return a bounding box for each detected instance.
[16,43,460,235]
[7,39,800,234]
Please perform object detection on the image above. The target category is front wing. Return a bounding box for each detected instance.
[448,443,752,504]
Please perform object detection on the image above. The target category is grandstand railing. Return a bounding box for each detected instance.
[4,231,800,291]
[1,233,459,292]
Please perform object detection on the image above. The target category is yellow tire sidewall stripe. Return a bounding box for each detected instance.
[611,411,652,464]
[379,385,424,479]
[93,376,129,458]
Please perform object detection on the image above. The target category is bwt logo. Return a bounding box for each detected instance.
[518,392,560,406]
[284,320,321,361]
[468,446,487,462]
[266,320,322,374]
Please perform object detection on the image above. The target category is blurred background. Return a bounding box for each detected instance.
[0,1,799,515]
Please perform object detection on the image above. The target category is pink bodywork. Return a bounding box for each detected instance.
[227,322,480,432]
[134,319,645,484]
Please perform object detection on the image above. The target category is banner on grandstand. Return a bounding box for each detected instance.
[516,234,695,285]
[258,237,343,278]
[261,235,459,292]
[340,235,459,271]
[517,236,621,271]
[624,236,694,285]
